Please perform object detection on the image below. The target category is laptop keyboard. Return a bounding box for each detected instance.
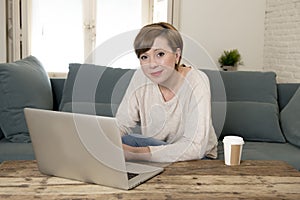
[127,172,139,180]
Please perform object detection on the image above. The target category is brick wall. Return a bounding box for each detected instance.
[264,0,300,83]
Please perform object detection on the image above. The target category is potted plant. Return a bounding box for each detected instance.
[218,49,243,71]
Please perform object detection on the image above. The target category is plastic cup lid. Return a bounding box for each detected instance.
[223,135,244,145]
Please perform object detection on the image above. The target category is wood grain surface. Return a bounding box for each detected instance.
[0,160,299,199]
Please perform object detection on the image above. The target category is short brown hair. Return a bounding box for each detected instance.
[134,22,183,69]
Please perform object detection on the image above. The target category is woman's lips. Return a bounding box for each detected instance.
[150,70,163,77]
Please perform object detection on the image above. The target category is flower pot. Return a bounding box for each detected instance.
[221,65,238,71]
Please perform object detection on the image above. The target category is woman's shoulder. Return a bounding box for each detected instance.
[184,66,210,86]
[126,69,156,95]
[130,69,153,86]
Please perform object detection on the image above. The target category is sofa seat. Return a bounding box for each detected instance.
[0,138,34,162]
[218,141,300,170]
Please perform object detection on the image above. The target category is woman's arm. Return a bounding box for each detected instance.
[122,144,151,160]
[116,71,141,135]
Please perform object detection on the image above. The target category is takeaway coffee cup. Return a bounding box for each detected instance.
[223,136,244,166]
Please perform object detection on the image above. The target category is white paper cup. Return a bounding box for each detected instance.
[223,136,244,166]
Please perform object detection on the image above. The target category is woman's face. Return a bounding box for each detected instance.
[139,36,181,85]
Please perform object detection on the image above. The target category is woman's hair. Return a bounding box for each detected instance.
[134,22,183,69]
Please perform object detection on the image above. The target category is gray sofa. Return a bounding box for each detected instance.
[0,60,300,170]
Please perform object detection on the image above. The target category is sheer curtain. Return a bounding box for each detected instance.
[30,0,146,72]
[92,0,143,69]
[0,0,31,63]
[31,0,84,72]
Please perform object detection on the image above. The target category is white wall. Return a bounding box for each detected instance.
[264,0,300,83]
[176,0,266,71]
[0,0,6,62]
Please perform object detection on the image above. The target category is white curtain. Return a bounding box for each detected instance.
[82,0,97,61]
[0,0,31,63]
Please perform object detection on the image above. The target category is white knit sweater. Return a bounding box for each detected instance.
[116,68,218,162]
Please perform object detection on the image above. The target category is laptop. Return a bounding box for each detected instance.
[24,108,164,190]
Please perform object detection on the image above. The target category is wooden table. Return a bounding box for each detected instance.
[0,160,300,199]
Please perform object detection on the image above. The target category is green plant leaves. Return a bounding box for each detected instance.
[218,49,242,67]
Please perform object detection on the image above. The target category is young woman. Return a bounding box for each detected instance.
[116,22,218,162]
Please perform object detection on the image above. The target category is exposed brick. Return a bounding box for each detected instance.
[264,0,300,83]
[294,72,300,79]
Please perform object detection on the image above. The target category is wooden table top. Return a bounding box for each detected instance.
[0,160,300,199]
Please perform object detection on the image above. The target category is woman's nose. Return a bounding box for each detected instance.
[148,56,158,69]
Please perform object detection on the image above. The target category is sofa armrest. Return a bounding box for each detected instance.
[50,78,66,111]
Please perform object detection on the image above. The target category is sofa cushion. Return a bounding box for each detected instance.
[222,102,285,142]
[59,63,134,116]
[280,86,300,148]
[0,138,35,162]
[203,70,285,142]
[61,102,119,117]
[0,56,53,142]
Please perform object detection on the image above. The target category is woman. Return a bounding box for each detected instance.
[116,22,217,162]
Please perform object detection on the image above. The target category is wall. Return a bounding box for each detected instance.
[264,0,300,83]
[176,0,266,71]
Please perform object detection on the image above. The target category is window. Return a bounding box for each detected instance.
[31,0,172,72]
[94,0,143,69]
[31,0,84,72]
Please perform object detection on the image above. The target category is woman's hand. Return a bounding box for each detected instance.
[122,144,151,161]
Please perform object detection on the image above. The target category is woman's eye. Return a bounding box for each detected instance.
[157,52,165,57]
[140,55,148,60]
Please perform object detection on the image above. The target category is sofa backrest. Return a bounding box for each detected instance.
[2,67,298,141]
[49,66,299,143]
[50,78,66,111]
[277,83,300,111]
[0,128,3,140]
[58,64,135,116]
[50,78,300,112]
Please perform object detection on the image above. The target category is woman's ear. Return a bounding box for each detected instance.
[175,48,181,64]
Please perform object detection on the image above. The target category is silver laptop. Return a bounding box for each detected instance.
[24,108,163,190]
